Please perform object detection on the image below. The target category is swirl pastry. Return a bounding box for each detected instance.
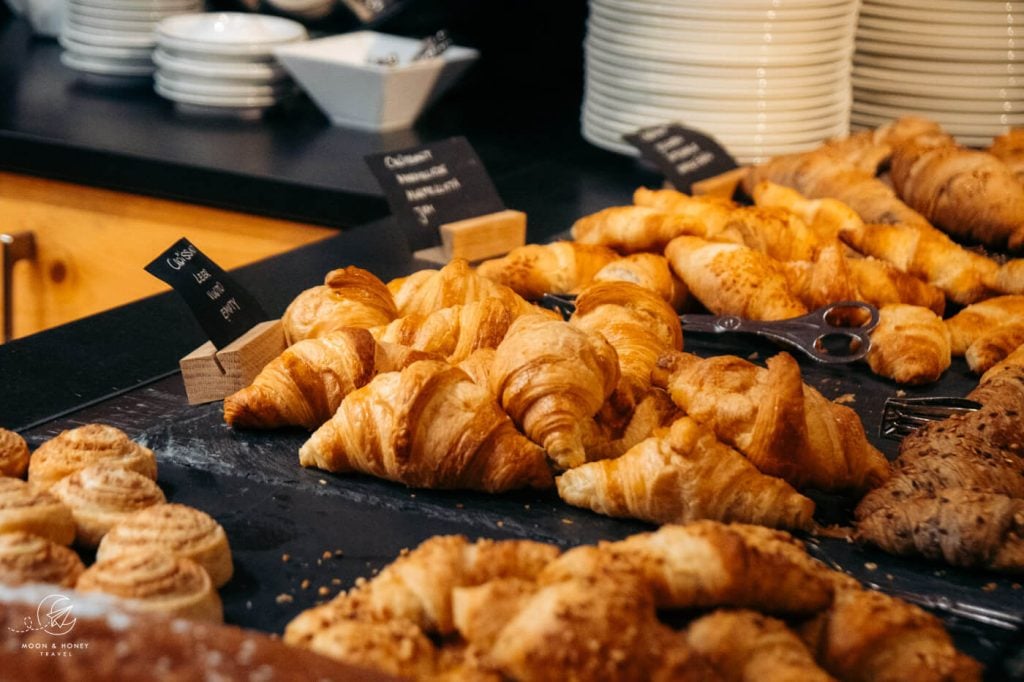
[96,503,233,588]
[76,550,222,623]
[28,424,157,491]
[0,478,74,545]
[0,532,84,587]
[50,464,167,548]
[0,428,29,479]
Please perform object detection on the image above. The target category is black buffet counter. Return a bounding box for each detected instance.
[1,11,1022,679]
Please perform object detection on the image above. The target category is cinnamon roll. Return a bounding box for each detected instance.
[28,424,157,490]
[50,465,166,548]
[0,478,74,545]
[76,550,222,623]
[0,532,84,587]
[96,504,233,588]
[0,428,29,479]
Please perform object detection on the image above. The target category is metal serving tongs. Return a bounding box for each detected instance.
[538,295,880,365]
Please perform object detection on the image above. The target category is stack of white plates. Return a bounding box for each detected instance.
[582,0,860,164]
[59,0,202,81]
[853,0,1024,146]
[153,13,308,117]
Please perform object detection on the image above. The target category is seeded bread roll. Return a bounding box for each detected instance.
[0,532,84,587]
[96,503,233,588]
[28,424,157,491]
[0,428,29,479]
[50,465,166,548]
[0,478,74,545]
[76,550,222,623]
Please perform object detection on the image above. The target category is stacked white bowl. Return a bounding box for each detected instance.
[153,12,308,117]
[582,0,860,164]
[853,0,1024,147]
[59,0,202,81]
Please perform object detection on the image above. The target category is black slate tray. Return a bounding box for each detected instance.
[21,331,1024,679]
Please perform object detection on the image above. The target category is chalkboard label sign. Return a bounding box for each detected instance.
[145,238,268,350]
[365,136,506,251]
[623,123,739,194]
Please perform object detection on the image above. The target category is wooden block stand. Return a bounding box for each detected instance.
[414,209,526,264]
[179,319,285,405]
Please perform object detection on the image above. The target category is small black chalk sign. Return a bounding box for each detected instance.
[365,136,506,251]
[145,238,268,350]
[623,123,739,194]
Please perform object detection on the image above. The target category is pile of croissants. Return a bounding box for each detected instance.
[284,521,982,682]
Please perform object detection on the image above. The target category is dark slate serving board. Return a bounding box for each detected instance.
[22,332,1024,679]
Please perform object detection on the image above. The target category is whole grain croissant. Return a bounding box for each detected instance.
[657,352,889,493]
[944,294,1024,355]
[475,241,619,300]
[592,253,689,310]
[223,328,432,430]
[369,298,519,365]
[664,236,808,321]
[570,204,708,253]
[299,359,553,492]
[865,304,951,385]
[489,314,620,470]
[281,266,398,345]
[557,416,815,530]
[387,258,541,318]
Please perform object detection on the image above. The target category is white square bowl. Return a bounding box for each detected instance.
[273,31,479,131]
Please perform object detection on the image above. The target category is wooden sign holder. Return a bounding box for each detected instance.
[179,319,285,405]
[414,209,526,265]
[690,167,751,199]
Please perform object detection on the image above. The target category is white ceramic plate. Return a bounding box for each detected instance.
[853,51,1024,76]
[67,11,157,32]
[154,71,289,97]
[154,80,279,107]
[859,2,1022,26]
[152,48,285,80]
[67,1,196,21]
[853,88,1024,115]
[589,2,857,34]
[849,111,1009,142]
[72,0,199,11]
[59,33,153,59]
[586,11,855,45]
[587,34,853,67]
[62,23,156,48]
[866,0,1024,12]
[586,77,842,112]
[855,37,1022,62]
[585,50,849,83]
[595,0,857,21]
[60,49,154,75]
[584,86,850,122]
[852,73,1024,101]
[586,66,843,102]
[851,99,1024,126]
[157,13,307,54]
[857,13,1020,38]
[856,25,1020,50]
[852,63,1024,89]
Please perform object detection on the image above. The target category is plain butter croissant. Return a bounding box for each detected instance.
[281,266,398,345]
[475,241,619,300]
[865,304,951,385]
[964,322,1024,374]
[388,259,541,319]
[945,294,1024,355]
[489,314,620,470]
[299,359,553,492]
[223,327,432,430]
[592,253,689,310]
[658,352,889,493]
[556,416,815,530]
[570,204,708,253]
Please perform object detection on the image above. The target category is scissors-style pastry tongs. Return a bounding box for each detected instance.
[538,295,879,365]
[679,301,879,364]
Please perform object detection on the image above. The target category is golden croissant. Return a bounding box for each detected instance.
[664,236,808,321]
[964,322,1024,374]
[223,327,432,430]
[475,241,619,300]
[658,351,890,493]
[489,314,620,470]
[988,128,1024,182]
[281,266,398,345]
[750,180,863,244]
[866,304,951,385]
[557,416,815,530]
[299,359,553,492]
[592,253,689,310]
[779,243,860,311]
[570,204,708,253]
[944,294,1024,355]
[388,258,542,319]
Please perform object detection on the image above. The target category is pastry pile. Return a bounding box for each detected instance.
[285,522,982,681]
[0,424,233,622]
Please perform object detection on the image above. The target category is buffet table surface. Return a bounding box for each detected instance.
[1,14,1022,679]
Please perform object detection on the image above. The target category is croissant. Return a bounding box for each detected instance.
[582,387,683,463]
[845,257,946,315]
[945,294,1024,355]
[540,522,834,616]
[370,298,519,365]
[801,576,983,682]
[489,314,620,469]
[592,253,689,310]
[223,328,432,430]
[987,258,1024,295]
[475,241,619,300]
[570,204,708,253]
[779,243,860,311]
[388,259,541,319]
[664,236,808,321]
[632,187,738,239]
[890,137,1024,250]
[965,322,1024,374]
[658,351,890,493]
[284,535,560,644]
[866,304,951,385]
[685,609,834,682]
[303,618,438,680]
[281,266,398,345]
[557,416,815,530]
[569,281,683,413]
[750,180,863,244]
[299,359,553,492]
[988,128,1024,182]
[839,219,998,305]
[455,347,496,389]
